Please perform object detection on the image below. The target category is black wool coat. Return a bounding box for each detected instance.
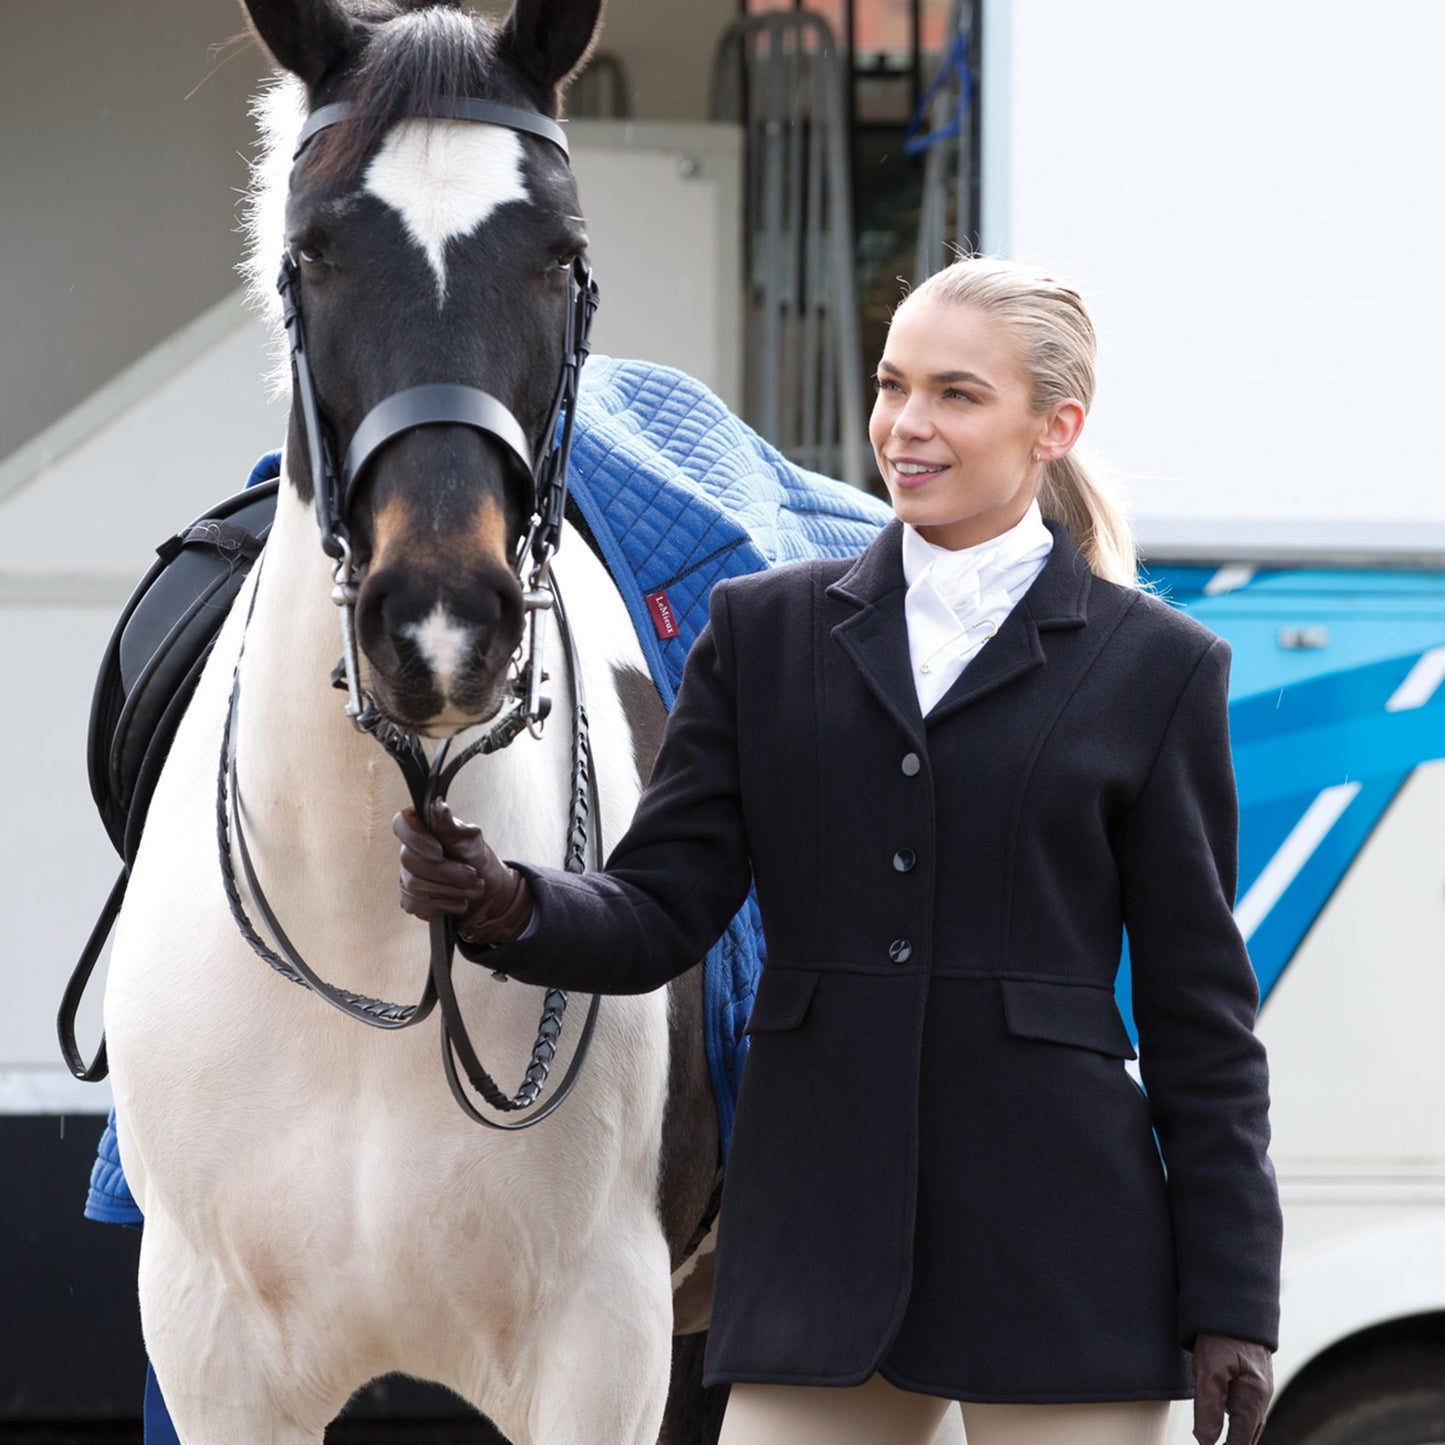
[477,519,1283,1403]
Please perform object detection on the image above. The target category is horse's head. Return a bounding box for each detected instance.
[242,0,602,733]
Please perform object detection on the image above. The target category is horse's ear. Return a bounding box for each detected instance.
[239,0,369,87]
[498,0,606,104]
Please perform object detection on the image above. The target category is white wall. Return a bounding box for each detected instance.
[982,0,1445,554]
[571,122,744,408]
[0,297,286,1100]
[0,0,737,467]
[592,0,741,121]
[0,0,268,463]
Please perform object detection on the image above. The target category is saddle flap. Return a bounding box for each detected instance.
[87,479,279,862]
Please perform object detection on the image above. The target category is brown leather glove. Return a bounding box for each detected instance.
[1191,1332,1274,1445]
[392,801,534,945]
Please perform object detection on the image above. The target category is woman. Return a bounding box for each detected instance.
[395,257,1282,1445]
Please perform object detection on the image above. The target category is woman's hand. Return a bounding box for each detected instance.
[1191,1332,1273,1445]
[392,801,534,945]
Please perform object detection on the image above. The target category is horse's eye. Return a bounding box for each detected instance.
[555,254,575,271]
[299,247,327,267]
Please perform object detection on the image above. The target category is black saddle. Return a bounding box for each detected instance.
[61,479,279,1079]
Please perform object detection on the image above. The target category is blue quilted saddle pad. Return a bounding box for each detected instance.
[568,357,889,707]
[86,357,889,1225]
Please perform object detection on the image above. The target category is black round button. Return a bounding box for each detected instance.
[901,752,921,777]
[888,939,913,963]
[893,849,916,873]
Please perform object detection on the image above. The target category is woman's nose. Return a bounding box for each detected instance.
[892,396,932,440]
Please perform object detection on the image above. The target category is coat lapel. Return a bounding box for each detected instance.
[925,520,1093,726]
[826,518,1095,743]
[826,521,928,752]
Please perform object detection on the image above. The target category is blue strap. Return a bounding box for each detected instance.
[903,29,974,157]
[246,450,282,490]
[144,1365,182,1445]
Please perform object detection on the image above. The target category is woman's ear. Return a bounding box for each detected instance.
[1035,398,1086,464]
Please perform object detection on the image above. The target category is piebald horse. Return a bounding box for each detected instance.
[103,1,721,1439]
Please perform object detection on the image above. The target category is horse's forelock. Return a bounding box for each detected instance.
[238,6,507,396]
[308,8,504,181]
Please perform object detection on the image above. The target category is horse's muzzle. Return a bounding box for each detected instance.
[355,559,525,733]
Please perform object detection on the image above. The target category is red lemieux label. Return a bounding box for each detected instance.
[646,589,680,640]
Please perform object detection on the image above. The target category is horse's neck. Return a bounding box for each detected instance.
[234,476,412,916]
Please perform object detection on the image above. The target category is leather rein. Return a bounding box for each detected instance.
[220,97,602,1129]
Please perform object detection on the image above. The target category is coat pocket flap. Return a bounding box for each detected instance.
[1001,980,1137,1060]
[744,969,821,1034]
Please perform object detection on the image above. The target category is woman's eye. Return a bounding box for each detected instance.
[944,389,979,404]
[874,376,902,393]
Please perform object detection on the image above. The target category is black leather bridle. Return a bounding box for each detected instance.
[278,96,597,725]
[221,96,604,1129]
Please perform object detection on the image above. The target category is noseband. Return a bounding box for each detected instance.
[221,97,606,1129]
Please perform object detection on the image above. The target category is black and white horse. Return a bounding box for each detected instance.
[104,2,720,1439]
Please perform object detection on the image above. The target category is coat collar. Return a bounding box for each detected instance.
[825,519,1094,744]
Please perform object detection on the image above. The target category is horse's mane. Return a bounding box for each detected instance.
[239,3,507,393]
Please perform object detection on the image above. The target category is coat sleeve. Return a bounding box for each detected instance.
[459,579,754,995]
[1114,635,1283,1351]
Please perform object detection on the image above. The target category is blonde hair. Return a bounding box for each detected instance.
[901,256,1137,587]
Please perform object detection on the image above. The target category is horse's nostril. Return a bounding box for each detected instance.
[355,578,398,669]
[495,584,524,650]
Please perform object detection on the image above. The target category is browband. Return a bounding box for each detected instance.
[293,98,569,160]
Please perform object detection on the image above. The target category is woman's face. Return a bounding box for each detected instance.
[869,295,1082,550]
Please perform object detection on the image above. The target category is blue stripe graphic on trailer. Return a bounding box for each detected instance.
[1230,648,1443,745]
[1236,784,1361,939]
[1388,645,1445,711]
[1112,772,1401,1041]
[1145,567,1445,700]
[1228,653,1445,818]
[1237,773,1405,1002]
[1112,578,1445,1046]
[1112,653,1438,1041]
[1233,702,1442,806]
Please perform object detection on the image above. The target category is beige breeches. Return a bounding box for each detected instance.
[718,1372,1172,1445]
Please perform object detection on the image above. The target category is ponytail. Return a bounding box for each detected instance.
[1038,449,1137,587]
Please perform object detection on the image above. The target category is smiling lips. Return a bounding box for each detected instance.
[887,457,949,488]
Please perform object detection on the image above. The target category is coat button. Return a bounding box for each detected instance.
[888,939,913,963]
[893,849,916,873]
[901,752,921,776]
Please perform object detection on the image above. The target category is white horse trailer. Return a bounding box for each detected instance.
[977,1,1445,1439]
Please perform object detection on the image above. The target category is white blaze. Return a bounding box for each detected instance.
[406,604,474,694]
[365,120,528,300]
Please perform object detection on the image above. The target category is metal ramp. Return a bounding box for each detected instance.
[710,12,867,488]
